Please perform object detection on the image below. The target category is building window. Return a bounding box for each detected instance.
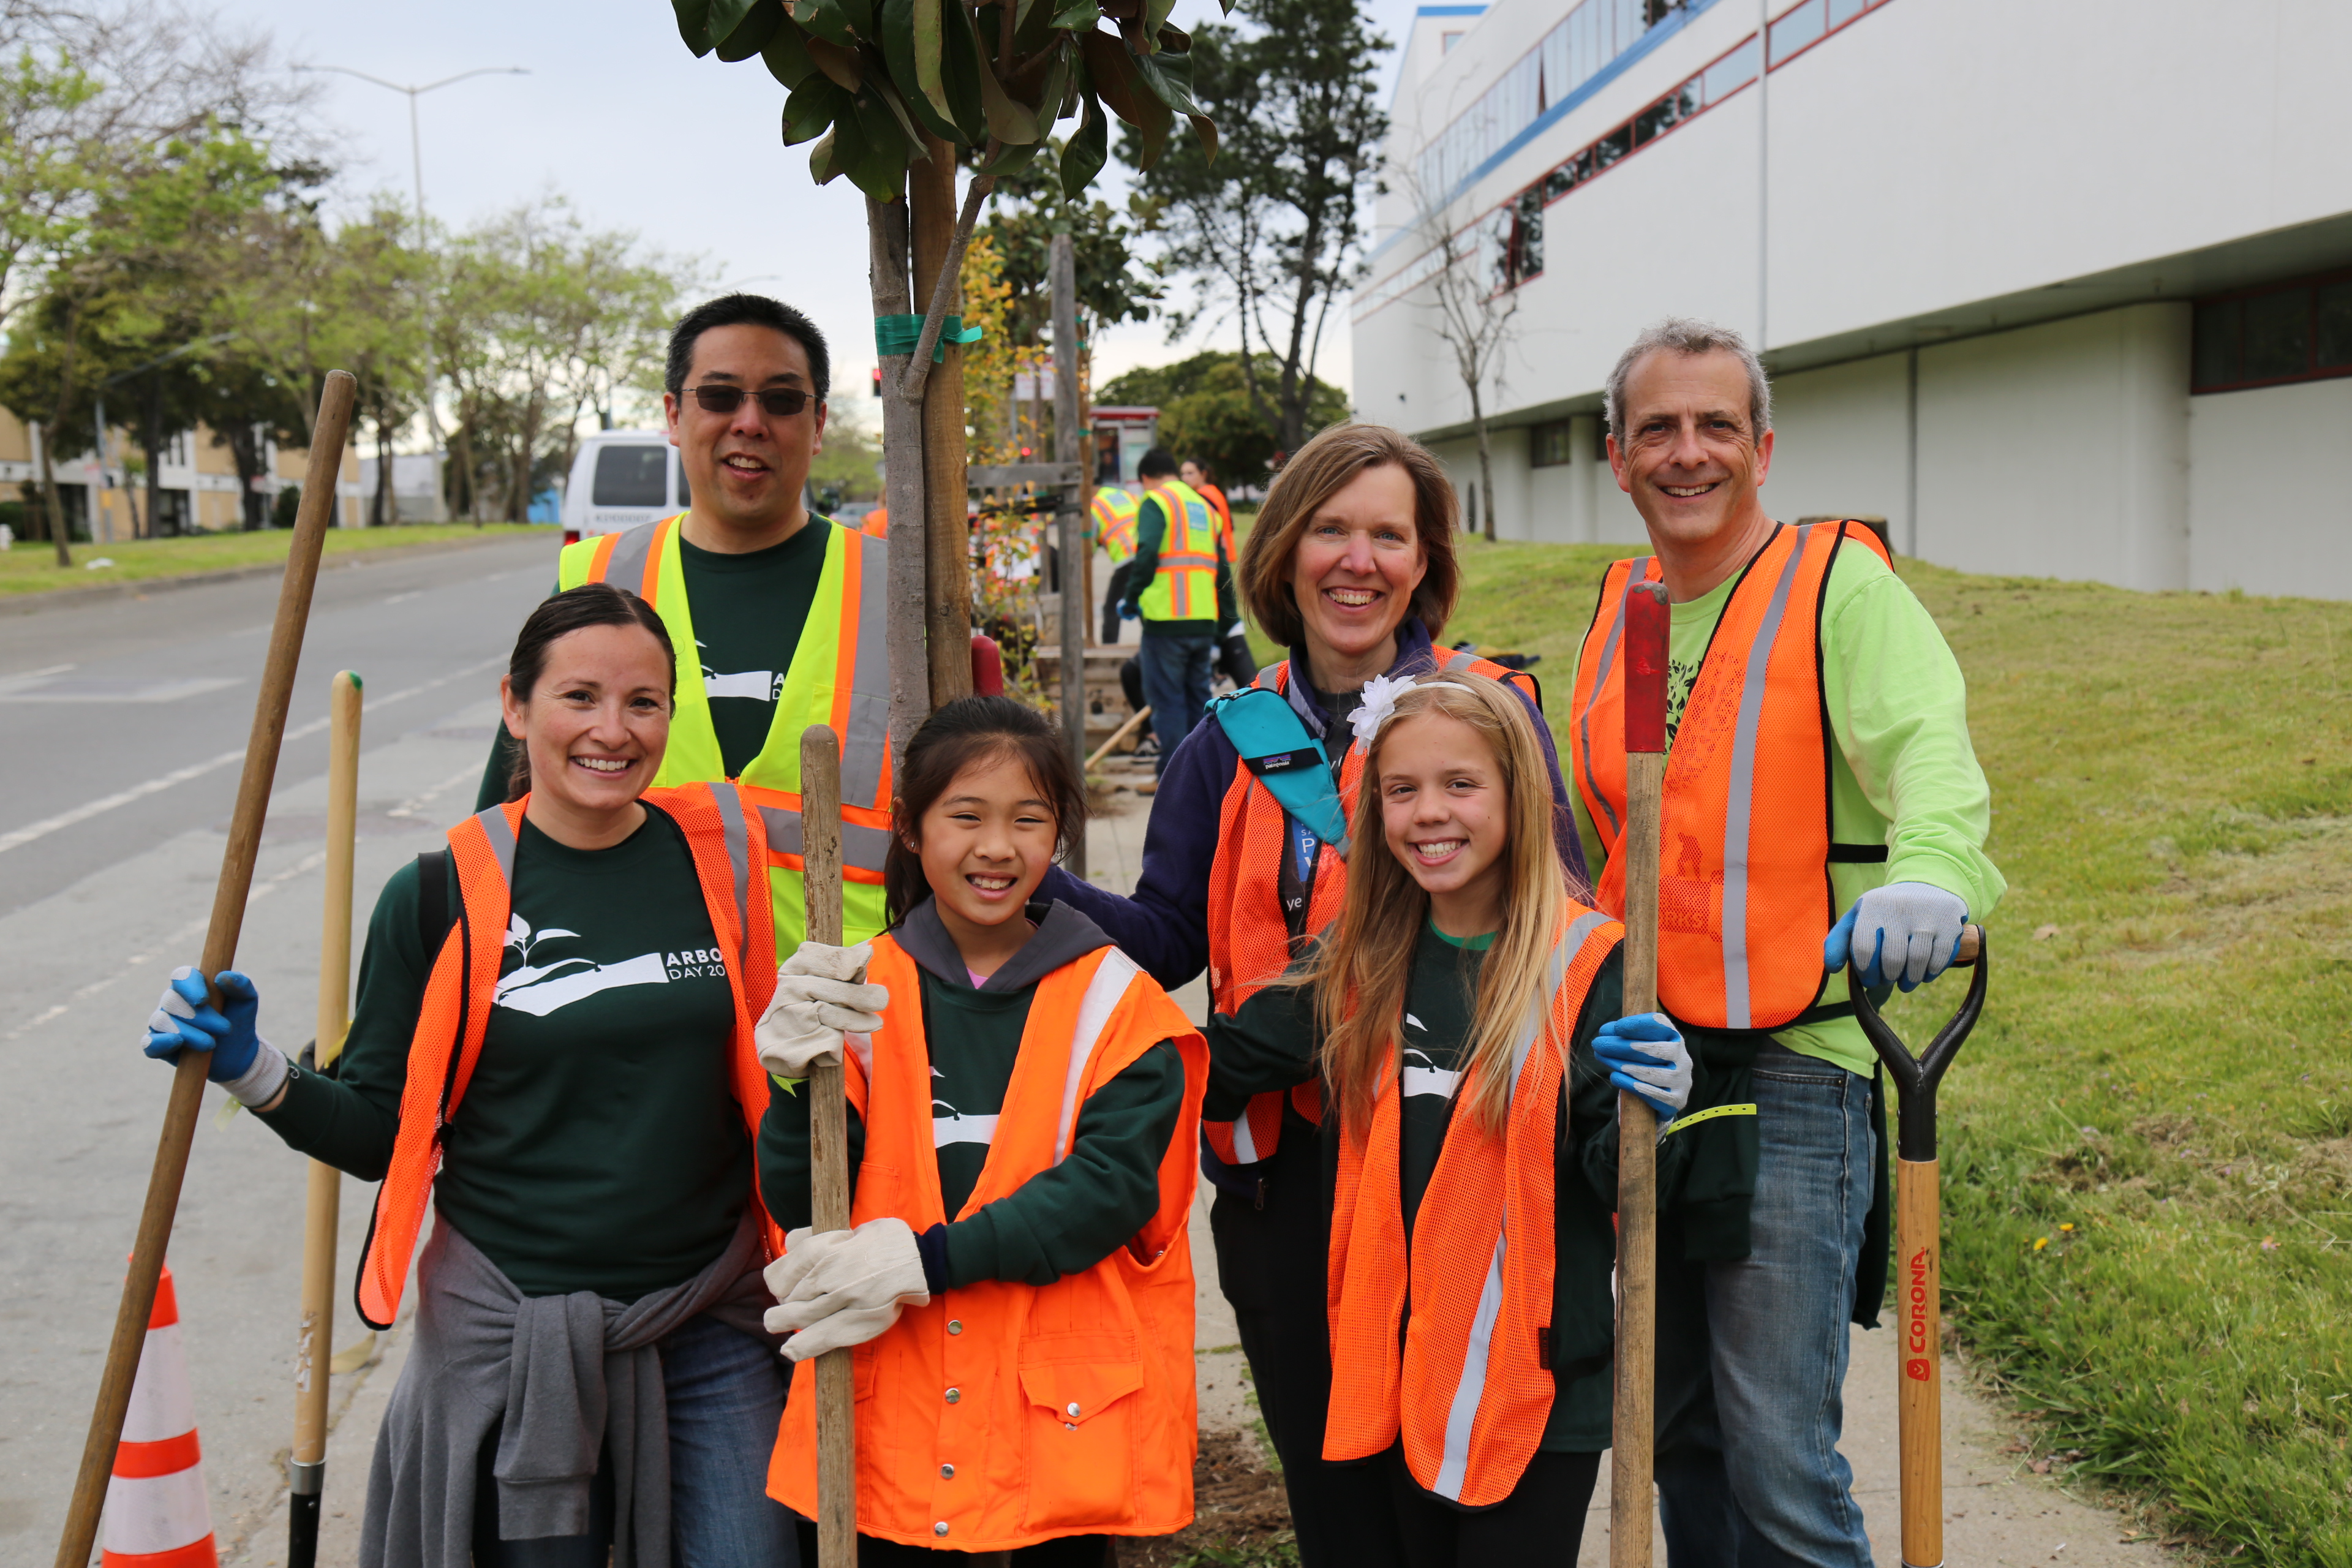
[2192,273,2352,394]
[1531,420,1576,467]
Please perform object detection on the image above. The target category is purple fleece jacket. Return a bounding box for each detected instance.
[1039,618,1586,992]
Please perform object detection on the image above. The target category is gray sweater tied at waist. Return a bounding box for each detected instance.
[360,1212,773,1568]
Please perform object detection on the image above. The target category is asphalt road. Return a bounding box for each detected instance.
[0,533,554,1563]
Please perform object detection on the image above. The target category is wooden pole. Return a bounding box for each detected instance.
[1051,229,1087,877]
[287,670,362,1568]
[911,135,972,709]
[870,191,930,762]
[799,726,856,1567]
[1084,706,1152,772]
[1611,579,1670,1568]
[54,370,358,1568]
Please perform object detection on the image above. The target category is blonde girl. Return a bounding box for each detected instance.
[1202,673,1697,1564]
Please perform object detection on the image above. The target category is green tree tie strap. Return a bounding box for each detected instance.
[874,314,984,362]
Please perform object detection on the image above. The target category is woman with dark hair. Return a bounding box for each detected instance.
[1036,422,1583,1568]
[136,582,799,1568]
[753,695,1207,1562]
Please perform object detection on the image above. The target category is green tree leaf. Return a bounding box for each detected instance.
[973,50,1041,145]
[938,0,990,145]
[674,0,717,56]
[1081,29,1169,169]
[714,0,780,59]
[1130,47,1213,160]
[1058,91,1108,197]
[1142,0,1178,51]
[789,0,857,51]
[761,21,820,87]
[911,0,951,123]
[805,34,865,89]
[974,138,1041,176]
[1049,0,1098,27]
[861,76,930,157]
[782,77,851,145]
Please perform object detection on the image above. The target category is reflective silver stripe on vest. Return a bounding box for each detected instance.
[475,806,518,890]
[1719,526,1812,1031]
[601,521,660,599]
[1574,559,1652,839]
[709,782,752,971]
[1437,647,1476,674]
[1056,949,1141,1164]
[840,530,892,810]
[1429,912,1606,1501]
[757,804,894,874]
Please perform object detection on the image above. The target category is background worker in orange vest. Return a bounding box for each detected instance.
[1182,456,1258,685]
[1202,674,1702,1563]
[1122,447,1237,774]
[1566,319,2003,1565]
[859,504,887,537]
[755,696,1205,1562]
[1038,424,1585,1568]
[140,585,798,1567]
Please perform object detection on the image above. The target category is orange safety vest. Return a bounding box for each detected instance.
[768,936,1208,1549]
[860,506,888,538]
[1197,483,1237,570]
[1201,650,1540,1167]
[353,785,782,1331]
[1324,905,1621,1506]
[1566,519,1891,1032]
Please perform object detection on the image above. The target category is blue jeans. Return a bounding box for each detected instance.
[473,1314,797,1568]
[1137,633,1216,776]
[1654,1044,1877,1568]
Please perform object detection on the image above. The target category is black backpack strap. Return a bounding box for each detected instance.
[415,848,455,956]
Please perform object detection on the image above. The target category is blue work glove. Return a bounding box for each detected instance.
[1120,601,1140,622]
[1593,1012,1692,1123]
[1823,882,1969,992]
[142,967,287,1104]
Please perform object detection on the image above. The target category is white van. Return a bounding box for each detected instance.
[562,430,687,540]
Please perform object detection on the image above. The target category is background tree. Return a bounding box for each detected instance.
[1400,167,1520,541]
[1099,348,1346,488]
[1123,0,1384,453]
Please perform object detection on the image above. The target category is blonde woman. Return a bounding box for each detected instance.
[1201,674,1705,1564]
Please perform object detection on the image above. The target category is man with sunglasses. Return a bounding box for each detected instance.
[477,293,896,949]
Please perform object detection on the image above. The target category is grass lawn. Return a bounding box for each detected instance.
[0,523,548,598]
[1419,537,2352,1564]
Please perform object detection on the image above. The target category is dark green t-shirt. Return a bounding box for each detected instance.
[477,518,837,810]
[1399,921,1488,1242]
[257,808,753,1300]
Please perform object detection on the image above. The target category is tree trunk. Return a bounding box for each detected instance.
[912,137,973,709]
[143,383,163,540]
[43,303,83,566]
[35,421,69,567]
[870,192,931,758]
[371,413,390,531]
[1472,383,1497,543]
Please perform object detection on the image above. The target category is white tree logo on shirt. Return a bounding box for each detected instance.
[493,911,721,1017]
[1400,1014,1461,1101]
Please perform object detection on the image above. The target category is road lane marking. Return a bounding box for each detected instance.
[0,656,502,857]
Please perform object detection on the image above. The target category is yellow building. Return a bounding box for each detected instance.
[0,405,362,539]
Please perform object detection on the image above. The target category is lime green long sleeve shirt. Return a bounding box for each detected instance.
[1568,536,2005,1077]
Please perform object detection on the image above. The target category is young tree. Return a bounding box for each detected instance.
[1400,169,1520,541]
[1123,0,1384,453]
[671,0,1221,728]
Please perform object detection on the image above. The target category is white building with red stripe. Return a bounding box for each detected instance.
[1357,0,2352,598]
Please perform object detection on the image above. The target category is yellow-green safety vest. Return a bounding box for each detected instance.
[1090,486,1140,564]
[1136,478,1220,623]
[560,515,892,948]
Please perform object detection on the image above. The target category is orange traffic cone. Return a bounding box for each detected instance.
[102,1264,217,1568]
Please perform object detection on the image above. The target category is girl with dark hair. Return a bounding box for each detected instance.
[753,695,1208,1562]
[136,582,801,1568]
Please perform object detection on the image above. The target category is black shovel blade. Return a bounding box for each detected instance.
[1851,925,1988,1163]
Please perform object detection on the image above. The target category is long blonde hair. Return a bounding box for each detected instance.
[1308,674,1569,1140]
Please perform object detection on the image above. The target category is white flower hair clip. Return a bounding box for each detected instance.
[1347,673,1471,753]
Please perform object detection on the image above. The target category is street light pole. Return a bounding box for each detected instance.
[292,64,526,523]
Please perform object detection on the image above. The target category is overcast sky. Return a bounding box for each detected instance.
[214,0,1425,440]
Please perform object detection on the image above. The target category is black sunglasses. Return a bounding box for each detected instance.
[685,384,819,418]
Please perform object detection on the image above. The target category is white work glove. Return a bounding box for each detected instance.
[763,1216,932,1361]
[755,940,887,1080]
[1823,882,1969,993]
[1592,1014,1692,1123]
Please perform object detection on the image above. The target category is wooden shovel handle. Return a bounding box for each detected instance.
[55,371,356,1568]
[800,727,857,1568]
